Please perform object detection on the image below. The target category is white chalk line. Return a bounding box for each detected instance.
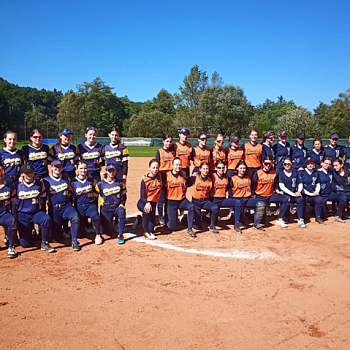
[124,212,276,260]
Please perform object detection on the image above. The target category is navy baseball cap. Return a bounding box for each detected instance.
[297,132,306,139]
[60,129,73,135]
[20,164,34,173]
[179,128,190,134]
[106,164,117,171]
[51,160,62,166]
[230,136,240,143]
[279,130,288,137]
[330,133,339,139]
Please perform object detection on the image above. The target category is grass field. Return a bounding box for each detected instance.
[0,141,159,157]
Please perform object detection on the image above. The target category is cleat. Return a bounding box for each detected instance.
[209,226,219,233]
[298,219,306,228]
[253,224,265,231]
[118,235,125,244]
[94,234,103,245]
[335,216,346,223]
[41,241,55,253]
[234,226,242,234]
[276,219,288,228]
[143,232,156,240]
[7,247,18,259]
[187,229,197,238]
[132,215,141,229]
[316,218,325,225]
[72,241,81,251]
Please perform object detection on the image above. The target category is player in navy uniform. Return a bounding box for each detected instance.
[261,131,275,162]
[77,126,104,182]
[96,164,126,244]
[272,130,291,175]
[15,164,55,252]
[22,129,50,180]
[342,134,350,171]
[291,132,308,171]
[42,160,81,251]
[307,139,324,170]
[323,133,343,163]
[70,160,102,245]
[0,131,24,185]
[0,164,17,258]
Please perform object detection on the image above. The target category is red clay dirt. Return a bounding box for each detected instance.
[1,157,350,349]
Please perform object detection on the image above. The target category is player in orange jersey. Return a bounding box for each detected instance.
[242,129,262,178]
[209,134,226,173]
[173,128,192,177]
[192,133,211,174]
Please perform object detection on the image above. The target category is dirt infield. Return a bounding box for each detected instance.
[1,157,350,349]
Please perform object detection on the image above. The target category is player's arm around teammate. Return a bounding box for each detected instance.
[0,164,18,258]
[42,160,81,251]
[134,159,162,240]
[70,161,102,245]
[96,164,126,245]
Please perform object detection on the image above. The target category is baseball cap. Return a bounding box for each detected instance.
[229,136,240,143]
[106,164,117,171]
[51,160,62,166]
[279,130,288,137]
[20,164,34,173]
[330,133,339,139]
[60,129,73,135]
[179,128,190,134]
[297,132,306,139]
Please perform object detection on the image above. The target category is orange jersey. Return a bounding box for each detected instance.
[141,175,162,202]
[192,175,213,199]
[227,147,244,170]
[174,141,192,169]
[231,175,252,198]
[192,146,211,167]
[210,173,229,197]
[209,148,227,170]
[166,171,187,201]
[244,142,262,168]
[156,148,174,172]
[255,169,276,197]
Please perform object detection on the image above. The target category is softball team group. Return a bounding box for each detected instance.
[1,127,350,258]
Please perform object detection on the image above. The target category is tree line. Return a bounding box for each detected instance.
[1,66,349,140]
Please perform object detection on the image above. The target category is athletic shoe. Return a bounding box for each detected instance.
[276,219,288,228]
[158,219,165,226]
[234,226,242,234]
[253,224,265,231]
[205,212,211,219]
[298,219,306,228]
[118,235,125,244]
[94,234,103,245]
[143,232,156,240]
[209,226,219,233]
[63,230,71,238]
[178,213,186,224]
[290,207,297,215]
[7,247,17,259]
[132,215,141,229]
[187,229,197,238]
[4,235,9,247]
[335,216,346,223]
[72,241,81,251]
[250,209,255,215]
[316,218,326,225]
[41,241,55,253]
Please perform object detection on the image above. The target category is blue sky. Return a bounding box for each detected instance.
[1,0,349,111]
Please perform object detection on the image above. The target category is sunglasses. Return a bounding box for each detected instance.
[264,162,272,166]
[217,166,225,169]
[216,140,224,143]
[200,137,207,141]
[283,163,292,166]
[32,135,43,139]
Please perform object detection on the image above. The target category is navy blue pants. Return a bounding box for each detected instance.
[192,198,218,229]
[137,200,157,233]
[18,211,51,247]
[0,213,16,247]
[321,192,347,217]
[256,194,290,220]
[288,195,304,220]
[211,197,241,226]
[157,172,168,221]
[167,198,194,231]
[101,205,125,236]
[303,194,323,219]
[77,203,100,237]
[49,203,79,242]
[235,197,264,226]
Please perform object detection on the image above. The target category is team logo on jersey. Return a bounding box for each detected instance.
[312,177,317,186]
[18,189,40,199]
[292,178,296,188]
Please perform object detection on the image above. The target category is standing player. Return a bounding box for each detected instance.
[242,129,262,178]
[291,132,308,171]
[307,139,324,170]
[173,128,192,177]
[77,126,104,182]
[272,130,291,175]
[226,136,244,180]
[261,131,275,161]
[342,134,350,171]
[209,134,226,172]
[323,133,343,162]
[192,133,211,174]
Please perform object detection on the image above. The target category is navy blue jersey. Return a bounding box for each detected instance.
[0,148,25,176]
[291,145,308,170]
[96,179,126,206]
[103,143,130,174]
[49,144,78,173]
[22,144,50,176]
[278,170,299,193]
[0,181,16,217]
[342,146,350,170]
[333,171,350,192]
[318,169,335,196]
[262,144,274,161]
[323,144,343,162]
[16,180,46,214]
[272,142,291,171]
[70,177,98,206]
[298,169,320,193]
[42,176,72,206]
[77,142,104,173]
[306,148,324,170]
